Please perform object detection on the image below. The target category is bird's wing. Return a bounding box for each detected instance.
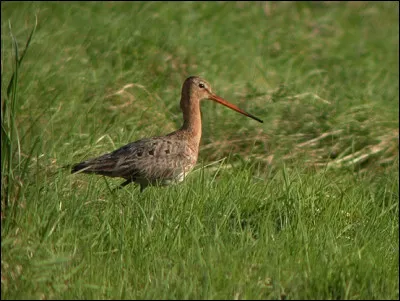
[74,137,195,181]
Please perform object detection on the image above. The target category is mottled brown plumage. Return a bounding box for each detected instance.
[71,76,263,191]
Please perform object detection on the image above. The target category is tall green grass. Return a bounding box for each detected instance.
[1,16,37,224]
[1,2,398,299]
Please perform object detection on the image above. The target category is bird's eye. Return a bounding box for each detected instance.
[199,83,205,89]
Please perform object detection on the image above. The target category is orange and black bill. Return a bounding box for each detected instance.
[209,93,263,123]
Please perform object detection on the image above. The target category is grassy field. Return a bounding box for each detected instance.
[1,1,399,299]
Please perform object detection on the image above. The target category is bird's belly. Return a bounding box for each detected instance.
[158,171,186,186]
[135,164,194,187]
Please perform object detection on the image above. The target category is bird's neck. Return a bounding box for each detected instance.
[180,101,202,146]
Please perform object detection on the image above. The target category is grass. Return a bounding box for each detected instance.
[1,1,399,299]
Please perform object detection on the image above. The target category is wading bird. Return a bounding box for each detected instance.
[71,76,263,191]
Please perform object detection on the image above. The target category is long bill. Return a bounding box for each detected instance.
[208,93,264,123]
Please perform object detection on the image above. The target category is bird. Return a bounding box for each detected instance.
[71,76,263,192]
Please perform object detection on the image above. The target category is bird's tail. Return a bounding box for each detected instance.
[71,161,91,174]
[70,155,118,177]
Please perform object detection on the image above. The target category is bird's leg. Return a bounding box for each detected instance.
[139,184,148,193]
[112,179,134,192]
[120,179,134,187]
